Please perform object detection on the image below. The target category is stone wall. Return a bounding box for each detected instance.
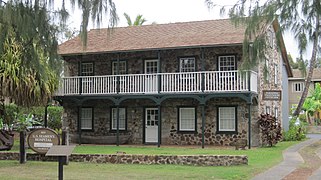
[63,46,243,76]
[257,26,284,120]
[63,97,258,146]
[0,152,248,166]
[61,45,262,146]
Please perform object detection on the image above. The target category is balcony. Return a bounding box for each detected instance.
[55,71,258,96]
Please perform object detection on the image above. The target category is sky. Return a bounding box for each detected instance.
[66,0,301,59]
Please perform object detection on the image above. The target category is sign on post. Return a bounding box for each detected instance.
[46,145,76,180]
[27,128,60,154]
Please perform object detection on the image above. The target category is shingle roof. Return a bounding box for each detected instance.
[58,19,246,55]
[290,68,321,80]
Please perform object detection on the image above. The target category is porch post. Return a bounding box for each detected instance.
[116,54,120,94]
[79,56,83,95]
[116,105,120,146]
[201,48,205,92]
[248,103,252,149]
[201,104,205,149]
[77,106,82,145]
[157,105,161,147]
[157,51,161,94]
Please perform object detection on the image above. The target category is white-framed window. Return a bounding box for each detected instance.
[112,61,127,75]
[179,57,195,72]
[274,64,278,85]
[218,56,236,71]
[145,59,158,74]
[265,59,270,82]
[218,107,236,132]
[266,106,271,114]
[293,82,304,92]
[111,108,126,130]
[179,107,196,131]
[275,107,278,119]
[81,108,93,130]
[81,62,94,76]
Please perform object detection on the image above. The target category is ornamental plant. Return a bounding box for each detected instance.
[283,117,306,141]
[258,114,282,147]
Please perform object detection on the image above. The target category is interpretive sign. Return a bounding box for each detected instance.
[262,90,282,100]
[28,128,60,154]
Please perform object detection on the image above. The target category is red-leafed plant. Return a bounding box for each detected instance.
[258,114,282,147]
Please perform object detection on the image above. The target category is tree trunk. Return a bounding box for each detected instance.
[293,14,320,117]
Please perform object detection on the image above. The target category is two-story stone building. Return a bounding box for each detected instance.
[55,19,292,148]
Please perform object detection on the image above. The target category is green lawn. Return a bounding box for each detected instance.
[1,141,299,180]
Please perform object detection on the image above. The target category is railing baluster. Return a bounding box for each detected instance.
[56,71,258,96]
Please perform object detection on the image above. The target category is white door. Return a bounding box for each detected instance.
[144,60,158,93]
[145,108,158,143]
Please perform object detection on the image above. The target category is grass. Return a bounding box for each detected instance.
[1,141,299,180]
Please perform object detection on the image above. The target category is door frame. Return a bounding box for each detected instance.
[143,107,159,144]
[144,59,159,93]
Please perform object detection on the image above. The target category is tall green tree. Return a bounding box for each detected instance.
[124,13,147,26]
[303,83,321,124]
[0,0,118,106]
[207,0,321,117]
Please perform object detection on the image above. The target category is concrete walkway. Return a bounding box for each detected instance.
[252,134,321,180]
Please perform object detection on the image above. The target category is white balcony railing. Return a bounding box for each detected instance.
[55,71,257,96]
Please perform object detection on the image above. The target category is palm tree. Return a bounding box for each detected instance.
[124,13,147,26]
[206,0,321,117]
[0,0,119,106]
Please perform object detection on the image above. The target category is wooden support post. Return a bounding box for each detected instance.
[44,105,48,128]
[19,131,26,164]
[201,48,205,92]
[58,156,64,180]
[116,106,120,146]
[248,103,252,149]
[157,105,161,148]
[201,104,205,149]
[77,106,82,145]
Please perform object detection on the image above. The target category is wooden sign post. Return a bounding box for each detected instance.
[46,145,76,180]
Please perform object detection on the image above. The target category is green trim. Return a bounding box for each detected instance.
[111,59,128,75]
[178,56,197,72]
[54,92,257,106]
[177,106,197,133]
[216,105,238,134]
[248,104,252,149]
[59,43,243,57]
[143,106,159,144]
[110,107,127,132]
[80,107,94,132]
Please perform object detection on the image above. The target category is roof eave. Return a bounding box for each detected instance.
[272,20,293,77]
[59,43,244,57]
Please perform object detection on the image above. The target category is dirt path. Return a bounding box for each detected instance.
[283,140,321,180]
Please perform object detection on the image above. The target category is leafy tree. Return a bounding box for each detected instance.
[288,54,308,78]
[303,83,321,124]
[0,0,118,107]
[124,13,147,26]
[206,0,321,117]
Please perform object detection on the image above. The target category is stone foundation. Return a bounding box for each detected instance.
[0,152,247,166]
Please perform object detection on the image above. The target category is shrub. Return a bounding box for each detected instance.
[283,117,306,141]
[258,113,282,146]
[47,106,63,130]
[3,103,18,128]
[4,104,63,130]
